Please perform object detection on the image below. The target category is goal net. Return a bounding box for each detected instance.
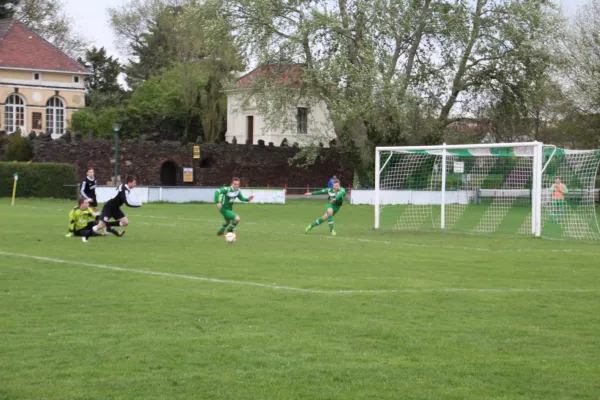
[375,142,600,240]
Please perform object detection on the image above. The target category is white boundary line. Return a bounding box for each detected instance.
[0,251,596,295]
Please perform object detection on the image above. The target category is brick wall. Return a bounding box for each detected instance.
[31,138,352,188]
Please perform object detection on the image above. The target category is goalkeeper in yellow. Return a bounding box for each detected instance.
[65,198,106,242]
[214,177,254,236]
[304,179,346,236]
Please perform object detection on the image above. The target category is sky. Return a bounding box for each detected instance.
[63,0,592,68]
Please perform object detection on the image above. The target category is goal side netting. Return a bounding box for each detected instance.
[374,143,600,240]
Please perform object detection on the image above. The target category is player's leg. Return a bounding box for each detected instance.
[90,198,100,220]
[557,198,565,223]
[227,213,240,232]
[74,222,102,242]
[96,206,125,237]
[326,207,339,236]
[305,211,328,233]
[218,219,230,236]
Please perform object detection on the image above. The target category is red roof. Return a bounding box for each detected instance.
[236,63,303,88]
[0,19,90,74]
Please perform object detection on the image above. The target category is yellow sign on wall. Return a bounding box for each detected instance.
[183,167,194,182]
[193,145,200,159]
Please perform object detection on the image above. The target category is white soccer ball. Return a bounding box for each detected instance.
[225,232,236,243]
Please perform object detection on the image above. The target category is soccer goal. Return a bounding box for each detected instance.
[374,142,600,240]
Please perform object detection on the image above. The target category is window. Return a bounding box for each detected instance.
[46,96,65,135]
[73,76,79,83]
[296,107,308,134]
[33,72,40,80]
[4,94,26,134]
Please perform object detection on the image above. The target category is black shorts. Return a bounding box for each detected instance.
[87,197,98,208]
[100,204,125,222]
[74,221,97,236]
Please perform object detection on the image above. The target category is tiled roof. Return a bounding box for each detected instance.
[236,63,303,88]
[0,19,90,74]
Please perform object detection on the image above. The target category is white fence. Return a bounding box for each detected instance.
[351,189,599,206]
[95,187,286,204]
[350,189,474,205]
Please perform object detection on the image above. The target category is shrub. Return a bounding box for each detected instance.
[0,162,77,199]
[2,133,32,162]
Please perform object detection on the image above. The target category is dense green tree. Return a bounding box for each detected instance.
[77,47,124,109]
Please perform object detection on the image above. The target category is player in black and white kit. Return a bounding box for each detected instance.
[80,167,99,218]
[93,175,142,237]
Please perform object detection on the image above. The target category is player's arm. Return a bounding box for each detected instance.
[124,190,142,207]
[305,189,328,196]
[237,192,254,202]
[85,210,96,222]
[80,180,90,199]
[214,187,227,208]
[68,209,76,233]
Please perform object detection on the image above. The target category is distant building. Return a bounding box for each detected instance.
[0,19,91,138]
[225,63,336,146]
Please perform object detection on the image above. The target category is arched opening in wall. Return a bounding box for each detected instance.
[160,161,177,186]
[199,156,214,169]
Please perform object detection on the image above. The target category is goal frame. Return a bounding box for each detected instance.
[374,142,544,236]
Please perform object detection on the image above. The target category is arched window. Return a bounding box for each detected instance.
[46,96,65,135]
[4,94,26,134]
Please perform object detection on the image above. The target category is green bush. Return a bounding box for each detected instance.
[2,133,32,161]
[0,162,77,199]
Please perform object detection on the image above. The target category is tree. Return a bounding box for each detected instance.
[0,0,19,19]
[127,65,200,138]
[109,0,243,142]
[13,0,87,57]
[169,0,244,141]
[223,0,561,179]
[563,0,600,115]
[77,47,123,109]
[109,0,185,88]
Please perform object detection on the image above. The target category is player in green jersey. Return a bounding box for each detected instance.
[304,179,346,236]
[214,177,254,236]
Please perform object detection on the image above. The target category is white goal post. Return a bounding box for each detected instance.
[374,142,600,240]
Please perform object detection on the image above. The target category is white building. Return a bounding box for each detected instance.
[225,64,336,146]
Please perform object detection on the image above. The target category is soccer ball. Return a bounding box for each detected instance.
[225,232,236,243]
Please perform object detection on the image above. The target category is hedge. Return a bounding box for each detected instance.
[0,162,78,199]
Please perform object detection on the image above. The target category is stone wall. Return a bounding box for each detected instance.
[31,138,352,188]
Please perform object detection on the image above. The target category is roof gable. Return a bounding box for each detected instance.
[236,63,303,89]
[0,19,90,74]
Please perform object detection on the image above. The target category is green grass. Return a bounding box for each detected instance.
[1,198,599,399]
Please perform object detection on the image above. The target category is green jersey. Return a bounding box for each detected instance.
[311,187,346,206]
[68,207,96,232]
[214,186,250,209]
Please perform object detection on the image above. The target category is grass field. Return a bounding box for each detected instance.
[1,198,599,399]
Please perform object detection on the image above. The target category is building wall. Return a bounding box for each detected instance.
[225,92,336,146]
[0,69,85,137]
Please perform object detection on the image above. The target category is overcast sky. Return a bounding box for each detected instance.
[63,0,592,66]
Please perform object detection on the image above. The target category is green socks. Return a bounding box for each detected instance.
[311,218,324,228]
[327,216,334,232]
[227,221,238,232]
